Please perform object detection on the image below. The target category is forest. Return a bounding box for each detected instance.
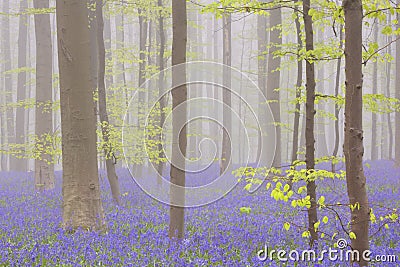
[0,0,399,266]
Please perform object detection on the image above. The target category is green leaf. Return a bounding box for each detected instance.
[349,232,357,240]
[284,222,291,231]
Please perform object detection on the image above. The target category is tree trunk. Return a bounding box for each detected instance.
[316,30,329,159]
[332,26,343,172]
[104,5,113,89]
[0,1,7,171]
[303,0,318,247]
[169,0,187,240]
[14,0,28,172]
[343,0,370,265]
[96,0,120,205]
[136,9,148,174]
[371,23,378,161]
[34,0,55,190]
[266,8,282,167]
[257,14,267,164]
[386,15,393,160]
[2,0,15,171]
[156,0,166,181]
[395,1,400,165]
[291,4,303,166]
[220,13,232,175]
[56,0,104,230]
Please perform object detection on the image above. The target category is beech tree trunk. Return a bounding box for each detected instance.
[15,0,28,172]
[371,24,378,160]
[34,0,55,190]
[385,16,393,159]
[257,14,267,164]
[303,0,318,247]
[220,13,232,175]
[396,1,400,165]
[343,0,370,265]
[266,8,282,167]
[96,0,120,205]
[56,0,104,230]
[332,26,343,172]
[2,0,15,171]
[169,0,187,240]
[291,4,303,166]
[156,0,166,181]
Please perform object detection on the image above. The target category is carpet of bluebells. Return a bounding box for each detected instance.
[0,160,399,266]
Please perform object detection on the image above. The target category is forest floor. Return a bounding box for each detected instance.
[0,161,398,266]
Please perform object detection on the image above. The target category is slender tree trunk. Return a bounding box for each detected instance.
[332,26,343,172]
[96,0,120,205]
[2,0,15,171]
[291,5,303,166]
[34,0,55,190]
[266,8,282,167]
[303,0,318,247]
[257,14,267,164]
[136,9,148,174]
[371,23,378,161]
[395,1,400,165]
[56,0,104,230]
[14,0,29,172]
[316,31,329,158]
[169,0,187,240]
[0,1,7,171]
[343,0,370,265]
[220,13,232,175]
[156,0,166,181]
[104,5,113,89]
[386,15,393,160]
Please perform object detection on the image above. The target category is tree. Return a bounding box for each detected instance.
[33,0,55,190]
[96,0,120,205]
[291,1,303,169]
[332,25,343,172]
[266,7,282,167]
[343,0,370,265]
[257,14,267,164]
[220,12,232,175]
[371,23,378,161]
[303,0,318,247]
[56,0,104,230]
[396,0,400,165]
[156,0,167,181]
[169,0,187,239]
[2,0,15,171]
[15,0,28,172]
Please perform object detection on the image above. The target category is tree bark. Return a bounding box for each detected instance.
[220,13,232,175]
[303,0,318,247]
[2,0,15,171]
[14,0,28,172]
[169,0,187,240]
[371,23,378,160]
[34,0,55,190]
[56,0,104,230]
[386,15,393,160]
[156,0,166,181]
[291,4,303,166]
[96,0,120,205]
[395,1,400,165]
[332,26,343,172]
[266,8,282,167]
[257,14,267,164]
[343,0,370,265]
